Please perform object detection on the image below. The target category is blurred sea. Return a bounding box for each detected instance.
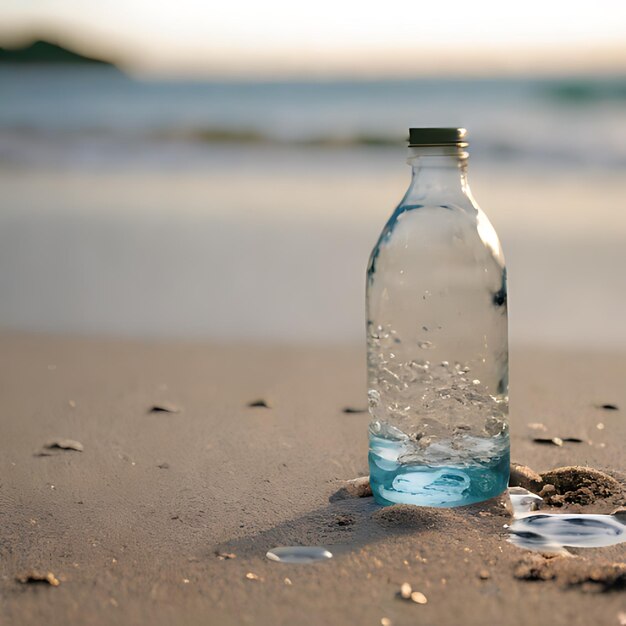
[1,68,625,348]
[2,68,626,168]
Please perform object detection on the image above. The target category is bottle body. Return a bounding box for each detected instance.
[367,144,509,507]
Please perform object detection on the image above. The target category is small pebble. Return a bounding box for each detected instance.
[216,552,236,560]
[284,577,292,586]
[399,582,412,599]
[381,619,392,626]
[149,403,181,414]
[509,463,543,491]
[245,572,260,581]
[329,476,372,501]
[539,484,556,497]
[44,438,84,452]
[478,569,491,580]
[532,437,563,446]
[247,399,270,408]
[597,423,605,430]
[410,591,428,605]
[16,570,60,586]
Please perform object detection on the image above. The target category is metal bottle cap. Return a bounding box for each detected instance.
[408,127,468,147]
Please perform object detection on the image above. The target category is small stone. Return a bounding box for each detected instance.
[618,611,626,626]
[329,476,372,501]
[284,577,292,586]
[149,403,181,414]
[539,484,556,497]
[478,569,490,580]
[247,399,270,408]
[597,423,605,430]
[157,462,170,469]
[381,618,392,626]
[182,578,190,584]
[68,400,76,408]
[399,582,412,599]
[410,591,428,605]
[245,572,260,581]
[509,463,543,492]
[216,552,236,560]
[44,438,84,452]
[599,404,619,411]
[527,422,547,431]
[532,437,563,446]
[16,570,60,586]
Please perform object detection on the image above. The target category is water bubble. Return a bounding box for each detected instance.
[368,389,381,409]
[266,546,333,564]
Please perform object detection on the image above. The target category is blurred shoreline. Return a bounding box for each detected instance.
[1,162,624,349]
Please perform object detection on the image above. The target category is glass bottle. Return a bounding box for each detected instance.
[367,128,509,507]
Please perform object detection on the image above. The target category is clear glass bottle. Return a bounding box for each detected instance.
[367,128,509,507]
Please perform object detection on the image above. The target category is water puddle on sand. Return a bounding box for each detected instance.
[266,546,333,564]
[507,487,626,553]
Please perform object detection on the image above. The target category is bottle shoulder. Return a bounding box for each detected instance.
[368,196,505,275]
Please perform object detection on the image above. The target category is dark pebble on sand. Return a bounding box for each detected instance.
[149,403,181,414]
[532,437,583,446]
[247,399,270,408]
[16,570,60,586]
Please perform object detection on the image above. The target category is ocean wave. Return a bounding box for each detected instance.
[1,126,625,171]
[541,78,626,104]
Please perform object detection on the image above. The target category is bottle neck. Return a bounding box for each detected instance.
[404,146,470,204]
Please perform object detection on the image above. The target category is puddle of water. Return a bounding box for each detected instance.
[266,546,333,564]
[507,488,626,553]
[509,486,544,515]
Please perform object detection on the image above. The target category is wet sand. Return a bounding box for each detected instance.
[1,333,625,626]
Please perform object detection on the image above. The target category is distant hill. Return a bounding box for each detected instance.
[0,40,116,66]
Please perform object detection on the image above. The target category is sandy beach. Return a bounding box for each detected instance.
[1,332,624,626]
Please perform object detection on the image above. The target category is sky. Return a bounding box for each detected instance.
[1,0,626,77]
